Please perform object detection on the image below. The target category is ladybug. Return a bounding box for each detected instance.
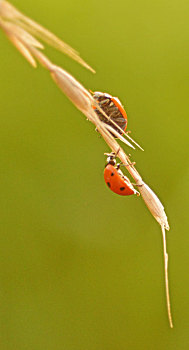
[91,91,127,136]
[104,153,140,196]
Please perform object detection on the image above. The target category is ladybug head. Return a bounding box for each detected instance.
[93,91,103,98]
[93,91,112,102]
[106,155,116,167]
[104,152,117,167]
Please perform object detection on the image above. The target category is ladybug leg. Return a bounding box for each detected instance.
[104,146,121,159]
[95,127,101,135]
[104,151,116,158]
[127,161,136,166]
[116,161,136,169]
[131,183,143,187]
[116,163,121,170]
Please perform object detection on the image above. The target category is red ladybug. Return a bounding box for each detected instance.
[91,91,127,136]
[104,154,139,196]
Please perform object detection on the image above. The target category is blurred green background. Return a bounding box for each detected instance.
[0,0,188,349]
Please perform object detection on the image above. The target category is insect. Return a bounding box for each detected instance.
[90,90,144,151]
[91,91,127,136]
[104,153,140,196]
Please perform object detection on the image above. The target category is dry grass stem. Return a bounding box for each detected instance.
[0,0,173,327]
[29,45,170,232]
[0,0,95,72]
[161,225,173,328]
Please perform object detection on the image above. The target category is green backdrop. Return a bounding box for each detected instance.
[0,0,188,349]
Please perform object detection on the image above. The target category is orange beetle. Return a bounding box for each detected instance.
[91,91,127,136]
[104,154,139,196]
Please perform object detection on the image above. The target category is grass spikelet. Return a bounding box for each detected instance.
[0,0,173,328]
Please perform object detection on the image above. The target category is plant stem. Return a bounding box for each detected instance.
[161,225,173,328]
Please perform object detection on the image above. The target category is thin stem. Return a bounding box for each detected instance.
[0,1,173,327]
[161,225,173,328]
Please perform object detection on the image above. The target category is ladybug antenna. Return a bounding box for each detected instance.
[104,147,120,158]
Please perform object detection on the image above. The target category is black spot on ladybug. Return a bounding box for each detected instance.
[111,172,114,176]
[107,182,111,188]
[120,187,125,191]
